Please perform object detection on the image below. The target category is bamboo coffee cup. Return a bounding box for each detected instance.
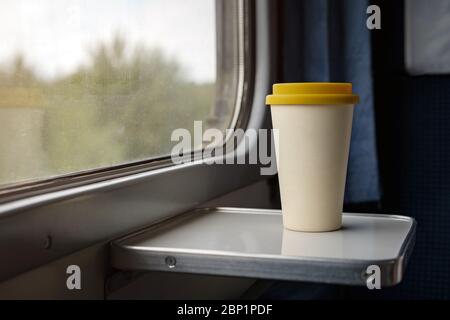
[266,83,359,232]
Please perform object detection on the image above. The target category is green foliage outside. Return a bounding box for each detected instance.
[0,36,222,185]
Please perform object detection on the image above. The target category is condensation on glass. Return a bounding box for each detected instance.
[0,0,243,187]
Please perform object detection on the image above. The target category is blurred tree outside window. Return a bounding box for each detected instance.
[0,0,239,186]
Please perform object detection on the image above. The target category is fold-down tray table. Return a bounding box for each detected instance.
[111,207,416,287]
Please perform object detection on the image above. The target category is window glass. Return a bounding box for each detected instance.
[0,0,241,186]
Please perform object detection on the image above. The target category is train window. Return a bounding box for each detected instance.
[0,0,244,187]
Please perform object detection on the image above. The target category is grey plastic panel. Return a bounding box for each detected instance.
[405,0,450,75]
[111,208,416,287]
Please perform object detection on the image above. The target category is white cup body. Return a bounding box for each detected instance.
[270,104,354,232]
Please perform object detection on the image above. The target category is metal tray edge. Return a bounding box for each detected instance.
[110,207,417,287]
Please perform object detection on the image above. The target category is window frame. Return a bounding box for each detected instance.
[0,0,277,282]
[0,0,247,201]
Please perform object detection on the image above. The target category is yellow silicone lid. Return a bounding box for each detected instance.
[266,82,359,105]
